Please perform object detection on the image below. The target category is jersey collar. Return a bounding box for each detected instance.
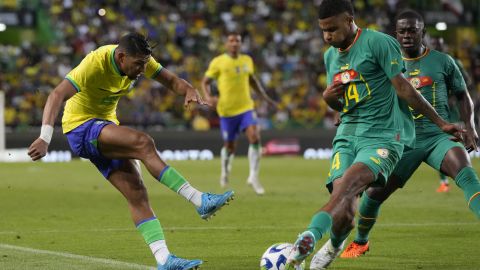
[403,47,430,61]
[110,46,125,76]
[339,28,362,53]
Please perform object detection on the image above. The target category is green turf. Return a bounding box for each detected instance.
[0,157,479,270]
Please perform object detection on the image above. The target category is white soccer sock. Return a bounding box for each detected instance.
[177,183,203,207]
[248,144,260,180]
[221,147,234,177]
[150,240,170,265]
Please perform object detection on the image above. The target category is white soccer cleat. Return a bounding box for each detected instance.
[309,239,345,270]
[247,176,265,195]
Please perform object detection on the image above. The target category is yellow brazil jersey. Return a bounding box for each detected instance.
[62,45,162,133]
[205,53,254,117]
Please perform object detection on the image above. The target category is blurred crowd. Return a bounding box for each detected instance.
[1,0,480,131]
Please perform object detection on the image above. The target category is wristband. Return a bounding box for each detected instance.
[39,125,54,144]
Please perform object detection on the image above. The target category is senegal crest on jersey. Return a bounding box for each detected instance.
[376,148,389,158]
[408,76,433,89]
[333,69,359,84]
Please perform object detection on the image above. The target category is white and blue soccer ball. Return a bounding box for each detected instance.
[260,243,305,270]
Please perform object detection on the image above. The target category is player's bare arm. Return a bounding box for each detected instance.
[28,79,77,161]
[322,82,345,111]
[249,75,278,109]
[456,90,478,151]
[391,74,464,140]
[200,76,218,107]
[155,68,208,108]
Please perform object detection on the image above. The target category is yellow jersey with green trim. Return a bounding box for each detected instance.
[62,45,162,133]
[205,53,254,117]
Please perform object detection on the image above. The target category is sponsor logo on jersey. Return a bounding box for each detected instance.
[409,69,421,76]
[340,63,350,71]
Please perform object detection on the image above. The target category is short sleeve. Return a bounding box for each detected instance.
[205,57,220,79]
[370,34,405,79]
[445,55,467,94]
[65,53,99,92]
[146,56,163,79]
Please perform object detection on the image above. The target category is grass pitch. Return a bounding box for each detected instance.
[0,157,478,270]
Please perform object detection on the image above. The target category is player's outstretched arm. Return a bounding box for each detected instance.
[456,90,478,152]
[322,82,345,112]
[155,68,209,109]
[391,74,465,140]
[28,79,77,161]
[249,75,278,109]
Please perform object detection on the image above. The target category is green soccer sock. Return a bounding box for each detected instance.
[454,167,480,218]
[136,217,165,244]
[157,166,187,193]
[354,192,382,244]
[307,211,333,242]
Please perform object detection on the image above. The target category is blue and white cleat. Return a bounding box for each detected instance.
[196,191,234,220]
[157,254,202,270]
[285,231,316,269]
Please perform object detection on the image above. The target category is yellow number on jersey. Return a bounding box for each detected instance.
[343,83,359,107]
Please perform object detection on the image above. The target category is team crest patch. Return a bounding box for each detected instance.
[409,77,421,88]
[377,148,389,158]
[408,76,433,89]
[341,72,351,84]
[333,69,359,84]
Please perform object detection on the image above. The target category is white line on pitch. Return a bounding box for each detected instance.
[0,243,155,270]
[0,222,476,235]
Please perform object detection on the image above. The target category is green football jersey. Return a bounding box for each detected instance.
[324,28,415,147]
[403,48,466,135]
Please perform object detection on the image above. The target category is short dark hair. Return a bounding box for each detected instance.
[226,31,241,38]
[318,0,354,19]
[395,9,424,24]
[118,32,152,56]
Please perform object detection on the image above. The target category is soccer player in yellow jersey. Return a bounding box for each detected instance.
[201,32,277,195]
[27,33,234,270]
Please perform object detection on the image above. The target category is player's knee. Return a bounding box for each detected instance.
[225,143,236,153]
[134,133,155,155]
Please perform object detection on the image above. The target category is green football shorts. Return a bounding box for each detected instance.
[391,132,464,187]
[326,135,404,192]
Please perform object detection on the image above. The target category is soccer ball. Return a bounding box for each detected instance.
[260,243,305,270]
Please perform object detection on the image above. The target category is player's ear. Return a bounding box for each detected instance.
[117,51,127,64]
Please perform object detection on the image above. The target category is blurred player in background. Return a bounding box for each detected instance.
[27,32,234,270]
[201,32,277,195]
[341,10,480,259]
[285,1,464,269]
[430,36,474,193]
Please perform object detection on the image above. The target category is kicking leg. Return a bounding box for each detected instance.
[98,124,234,220]
[108,159,202,269]
[291,163,375,269]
